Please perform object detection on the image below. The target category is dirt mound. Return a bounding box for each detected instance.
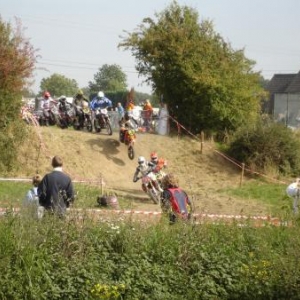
[14,126,269,215]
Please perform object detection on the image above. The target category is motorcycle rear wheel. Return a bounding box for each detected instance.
[128,145,135,160]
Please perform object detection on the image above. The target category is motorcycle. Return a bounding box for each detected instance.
[140,172,162,204]
[94,108,113,135]
[57,100,76,129]
[73,106,93,132]
[120,128,136,160]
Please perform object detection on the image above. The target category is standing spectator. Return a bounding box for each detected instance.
[286,178,300,214]
[161,173,192,223]
[38,155,75,217]
[41,91,54,126]
[117,102,125,121]
[23,174,44,219]
[142,99,153,132]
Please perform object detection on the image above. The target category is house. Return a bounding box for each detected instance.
[266,71,300,128]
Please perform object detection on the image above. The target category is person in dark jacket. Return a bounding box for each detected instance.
[38,155,75,217]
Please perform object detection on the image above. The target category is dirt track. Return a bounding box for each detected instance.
[14,125,273,216]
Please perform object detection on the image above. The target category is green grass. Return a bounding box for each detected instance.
[0,181,134,210]
[222,180,290,215]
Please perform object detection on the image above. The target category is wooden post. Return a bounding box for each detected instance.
[239,163,245,187]
[100,173,103,195]
[200,131,204,154]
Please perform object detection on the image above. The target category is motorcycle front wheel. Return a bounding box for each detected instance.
[105,122,113,135]
[148,189,159,204]
[94,119,101,133]
[86,119,93,132]
[128,145,135,160]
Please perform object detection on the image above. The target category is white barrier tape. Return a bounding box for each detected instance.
[0,207,279,221]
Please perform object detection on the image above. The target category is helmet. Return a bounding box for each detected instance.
[77,89,83,95]
[138,156,146,165]
[59,95,66,100]
[97,91,104,98]
[44,91,51,98]
[150,152,158,161]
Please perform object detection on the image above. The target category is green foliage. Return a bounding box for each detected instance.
[227,120,300,176]
[119,1,263,133]
[0,17,37,172]
[89,64,127,94]
[39,73,79,98]
[1,214,300,299]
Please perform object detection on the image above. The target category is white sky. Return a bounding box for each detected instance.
[1,0,300,94]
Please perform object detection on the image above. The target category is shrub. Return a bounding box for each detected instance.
[226,121,300,176]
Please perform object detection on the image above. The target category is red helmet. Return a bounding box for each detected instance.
[150,152,158,161]
[44,91,51,98]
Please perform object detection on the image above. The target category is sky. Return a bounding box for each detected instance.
[1,0,300,95]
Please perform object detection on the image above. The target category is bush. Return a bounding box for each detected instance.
[226,121,300,176]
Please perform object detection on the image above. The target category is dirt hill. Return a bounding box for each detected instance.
[13,126,271,216]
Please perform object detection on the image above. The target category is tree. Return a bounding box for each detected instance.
[39,73,79,98]
[119,1,263,133]
[89,64,127,94]
[0,17,37,171]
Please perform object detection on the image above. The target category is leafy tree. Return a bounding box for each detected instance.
[89,64,127,94]
[39,73,78,98]
[0,17,37,171]
[119,1,263,133]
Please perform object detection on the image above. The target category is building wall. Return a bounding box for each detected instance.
[274,93,300,127]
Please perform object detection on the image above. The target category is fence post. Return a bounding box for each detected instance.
[239,163,245,187]
[200,131,204,154]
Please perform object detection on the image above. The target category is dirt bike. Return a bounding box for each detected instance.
[73,107,93,132]
[120,128,136,160]
[140,172,162,204]
[94,108,113,135]
[57,100,76,129]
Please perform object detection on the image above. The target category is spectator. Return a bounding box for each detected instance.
[286,178,300,214]
[38,155,75,217]
[117,102,125,121]
[161,173,192,223]
[142,99,153,132]
[23,174,44,219]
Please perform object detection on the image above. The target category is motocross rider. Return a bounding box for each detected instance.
[133,156,163,193]
[150,151,168,185]
[90,91,113,130]
[119,112,136,143]
[73,89,89,127]
[41,91,54,126]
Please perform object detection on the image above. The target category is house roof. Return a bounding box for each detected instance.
[285,72,300,93]
[266,71,300,94]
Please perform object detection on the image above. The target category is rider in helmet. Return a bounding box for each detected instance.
[133,156,163,193]
[90,91,113,111]
[90,91,113,130]
[73,89,89,127]
[150,152,167,172]
[119,112,136,143]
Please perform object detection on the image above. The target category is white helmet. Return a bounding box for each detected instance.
[98,91,104,98]
[138,156,146,165]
